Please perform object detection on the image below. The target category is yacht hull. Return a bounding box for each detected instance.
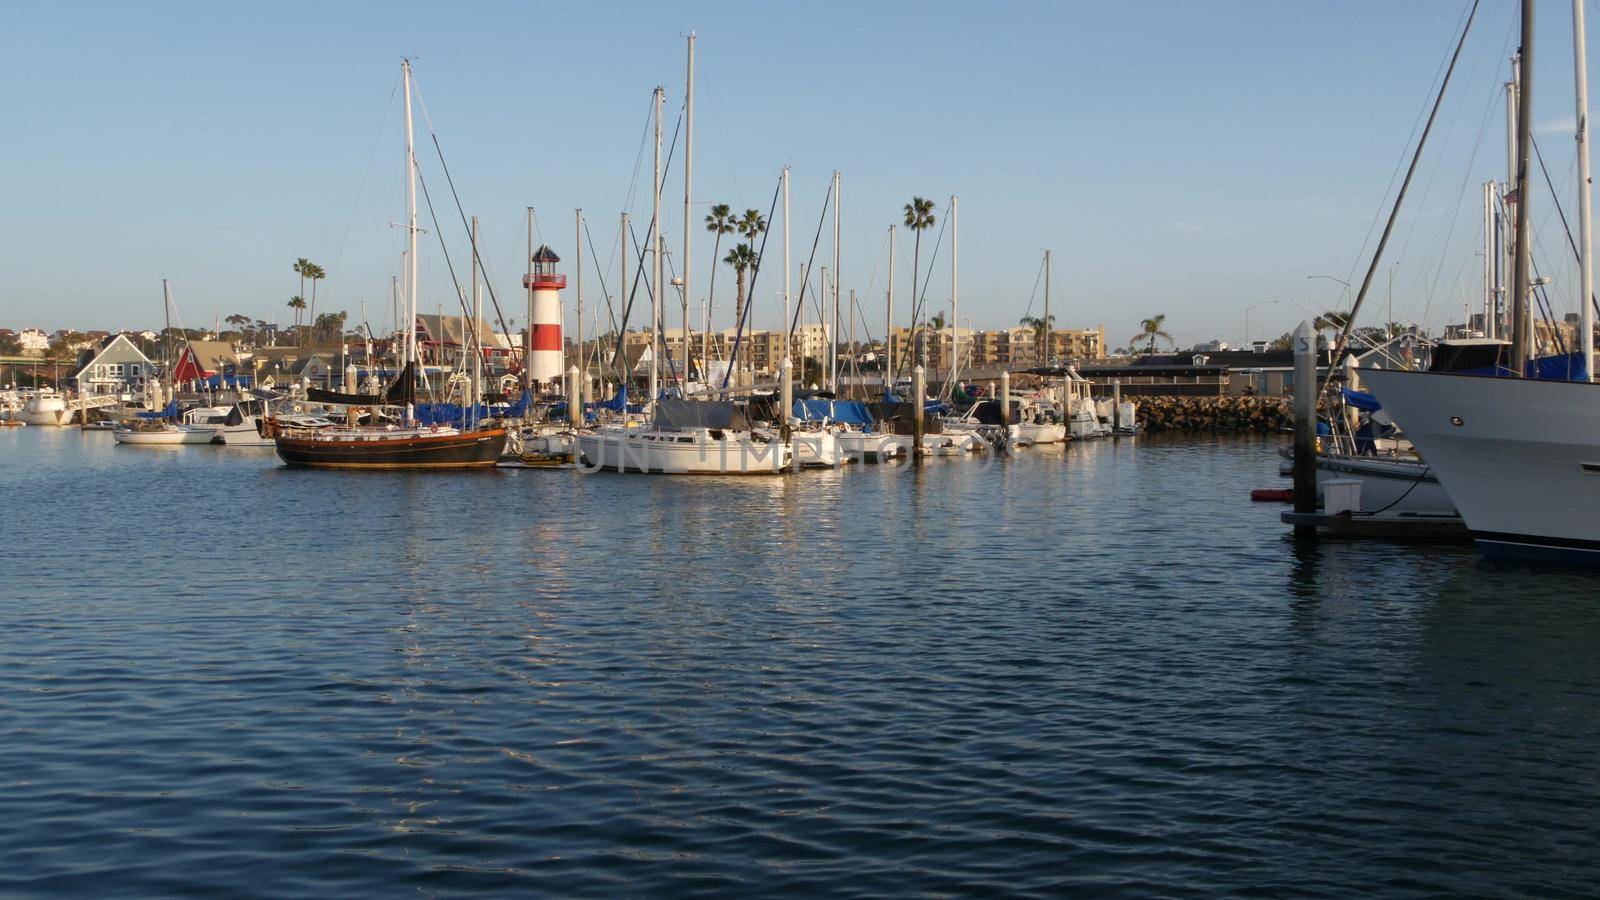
[274,427,507,469]
[576,429,789,474]
[1361,369,1600,563]
[1312,454,1455,515]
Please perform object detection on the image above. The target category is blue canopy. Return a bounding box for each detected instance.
[1341,387,1382,412]
[136,399,181,420]
[1458,352,1590,381]
[793,399,874,426]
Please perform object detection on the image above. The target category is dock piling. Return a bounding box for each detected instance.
[1292,321,1317,537]
[912,364,926,460]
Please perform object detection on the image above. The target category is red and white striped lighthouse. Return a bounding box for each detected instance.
[522,245,565,384]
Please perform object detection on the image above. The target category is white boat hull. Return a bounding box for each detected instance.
[1313,454,1455,515]
[113,426,219,445]
[834,431,903,461]
[1016,422,1067,445]
[792,431,843,468]
[1361,369,1600,562]
[18,402,74,426]
[576,428,790,474]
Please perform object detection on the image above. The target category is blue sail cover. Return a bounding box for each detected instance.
[792,399,874,425]
[1342,387,1382,412]
[1457,352,1590,381]
[136,399,181,420]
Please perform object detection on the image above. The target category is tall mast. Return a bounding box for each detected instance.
[1505,58,1520,340]
[683,34,695,386]
[1511,2,1536,372]
[162,278,172,396]
[1043,248,1052,367]
[470,215,481,428]
[1575,0,1596,381]
[782,165,791,376]
[525,207,534,400]
[1483,182,1495,336]
[403,58,418,420]
[830,170,841,392]
[620,212,629,387]
[950,194,959,389]
[886,225,895,393]
[650,85,664,406]
[576,208,584,401]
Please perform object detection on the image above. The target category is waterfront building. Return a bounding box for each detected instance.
[69,333,155,397]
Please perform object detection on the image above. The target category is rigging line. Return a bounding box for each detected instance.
[580,218,621,337]
[1532,135,1600,318]
[608,108,686,378]
[1344,0,1489,288]
[911,204,952,328]
[409,75,517,358]
[1412,66,1499,327]
[1326,0,1482,392]
[1395,8,1501,306]
[787,180,835,342]
[720,174,784,391]
[317,74,401,315]
[1019,254,1047,322]
[413,165,477,347]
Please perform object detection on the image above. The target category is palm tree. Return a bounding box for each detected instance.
[738,208,767,251]
[293,258,311,305]
[725,243,758,374]
[903,197,937,364]
[1020,313,1055,365]
[1130,314,1174,355]
[304,262,326,346]
[288,295,307,335]
[704,204,734,330]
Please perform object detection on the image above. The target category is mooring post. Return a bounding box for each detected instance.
[780,355,796,472]
[1112,379,1122,433]
[912,364,926,460]
[567,364,581,429]
[1292,320,1317,536]
[999,370,1010,427]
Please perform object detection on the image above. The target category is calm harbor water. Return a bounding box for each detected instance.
[3,427,1598,897]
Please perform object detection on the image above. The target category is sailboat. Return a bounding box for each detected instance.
[269,59,506,470]
[1361,1,1599,562]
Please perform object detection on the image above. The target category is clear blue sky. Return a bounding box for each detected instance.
[3,1,1593,348]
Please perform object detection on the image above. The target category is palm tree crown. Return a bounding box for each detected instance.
[1131,314,1174,354]
[903,196,937,368]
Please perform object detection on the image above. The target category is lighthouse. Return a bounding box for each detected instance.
[522,245,565,385]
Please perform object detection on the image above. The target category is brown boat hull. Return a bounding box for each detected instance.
[274,427,508,469]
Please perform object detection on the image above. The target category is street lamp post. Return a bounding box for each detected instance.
[1245,300,1280,347]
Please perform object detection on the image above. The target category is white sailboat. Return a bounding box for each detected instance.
[1360,0,1598,562]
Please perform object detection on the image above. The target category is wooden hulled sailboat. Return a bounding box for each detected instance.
[269,59,506,470]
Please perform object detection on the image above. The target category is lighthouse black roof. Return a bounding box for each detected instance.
[530,244,561,263]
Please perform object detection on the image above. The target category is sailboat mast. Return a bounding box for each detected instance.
[831,170,841,393]
[886,226,895,394]
[1574,0,1595,381]
[1511,2,1536,372]
[1505,58,1520,340]
[620,212,628,387]
[525,207,534,401]
[950,194,959,390]
[576,208,584,402]
[650,85,664,405]
[1482,182,1494,337]
[470,215,481,428]
[1043,249,1052,367]
[782,165,791,377]
[162,278,172,398]
[403,58,418,419]
[683,34,695,386]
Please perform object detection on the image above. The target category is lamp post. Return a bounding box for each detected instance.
[1245,300,1280,347]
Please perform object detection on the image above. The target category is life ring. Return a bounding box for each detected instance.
[430,424,440,433]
